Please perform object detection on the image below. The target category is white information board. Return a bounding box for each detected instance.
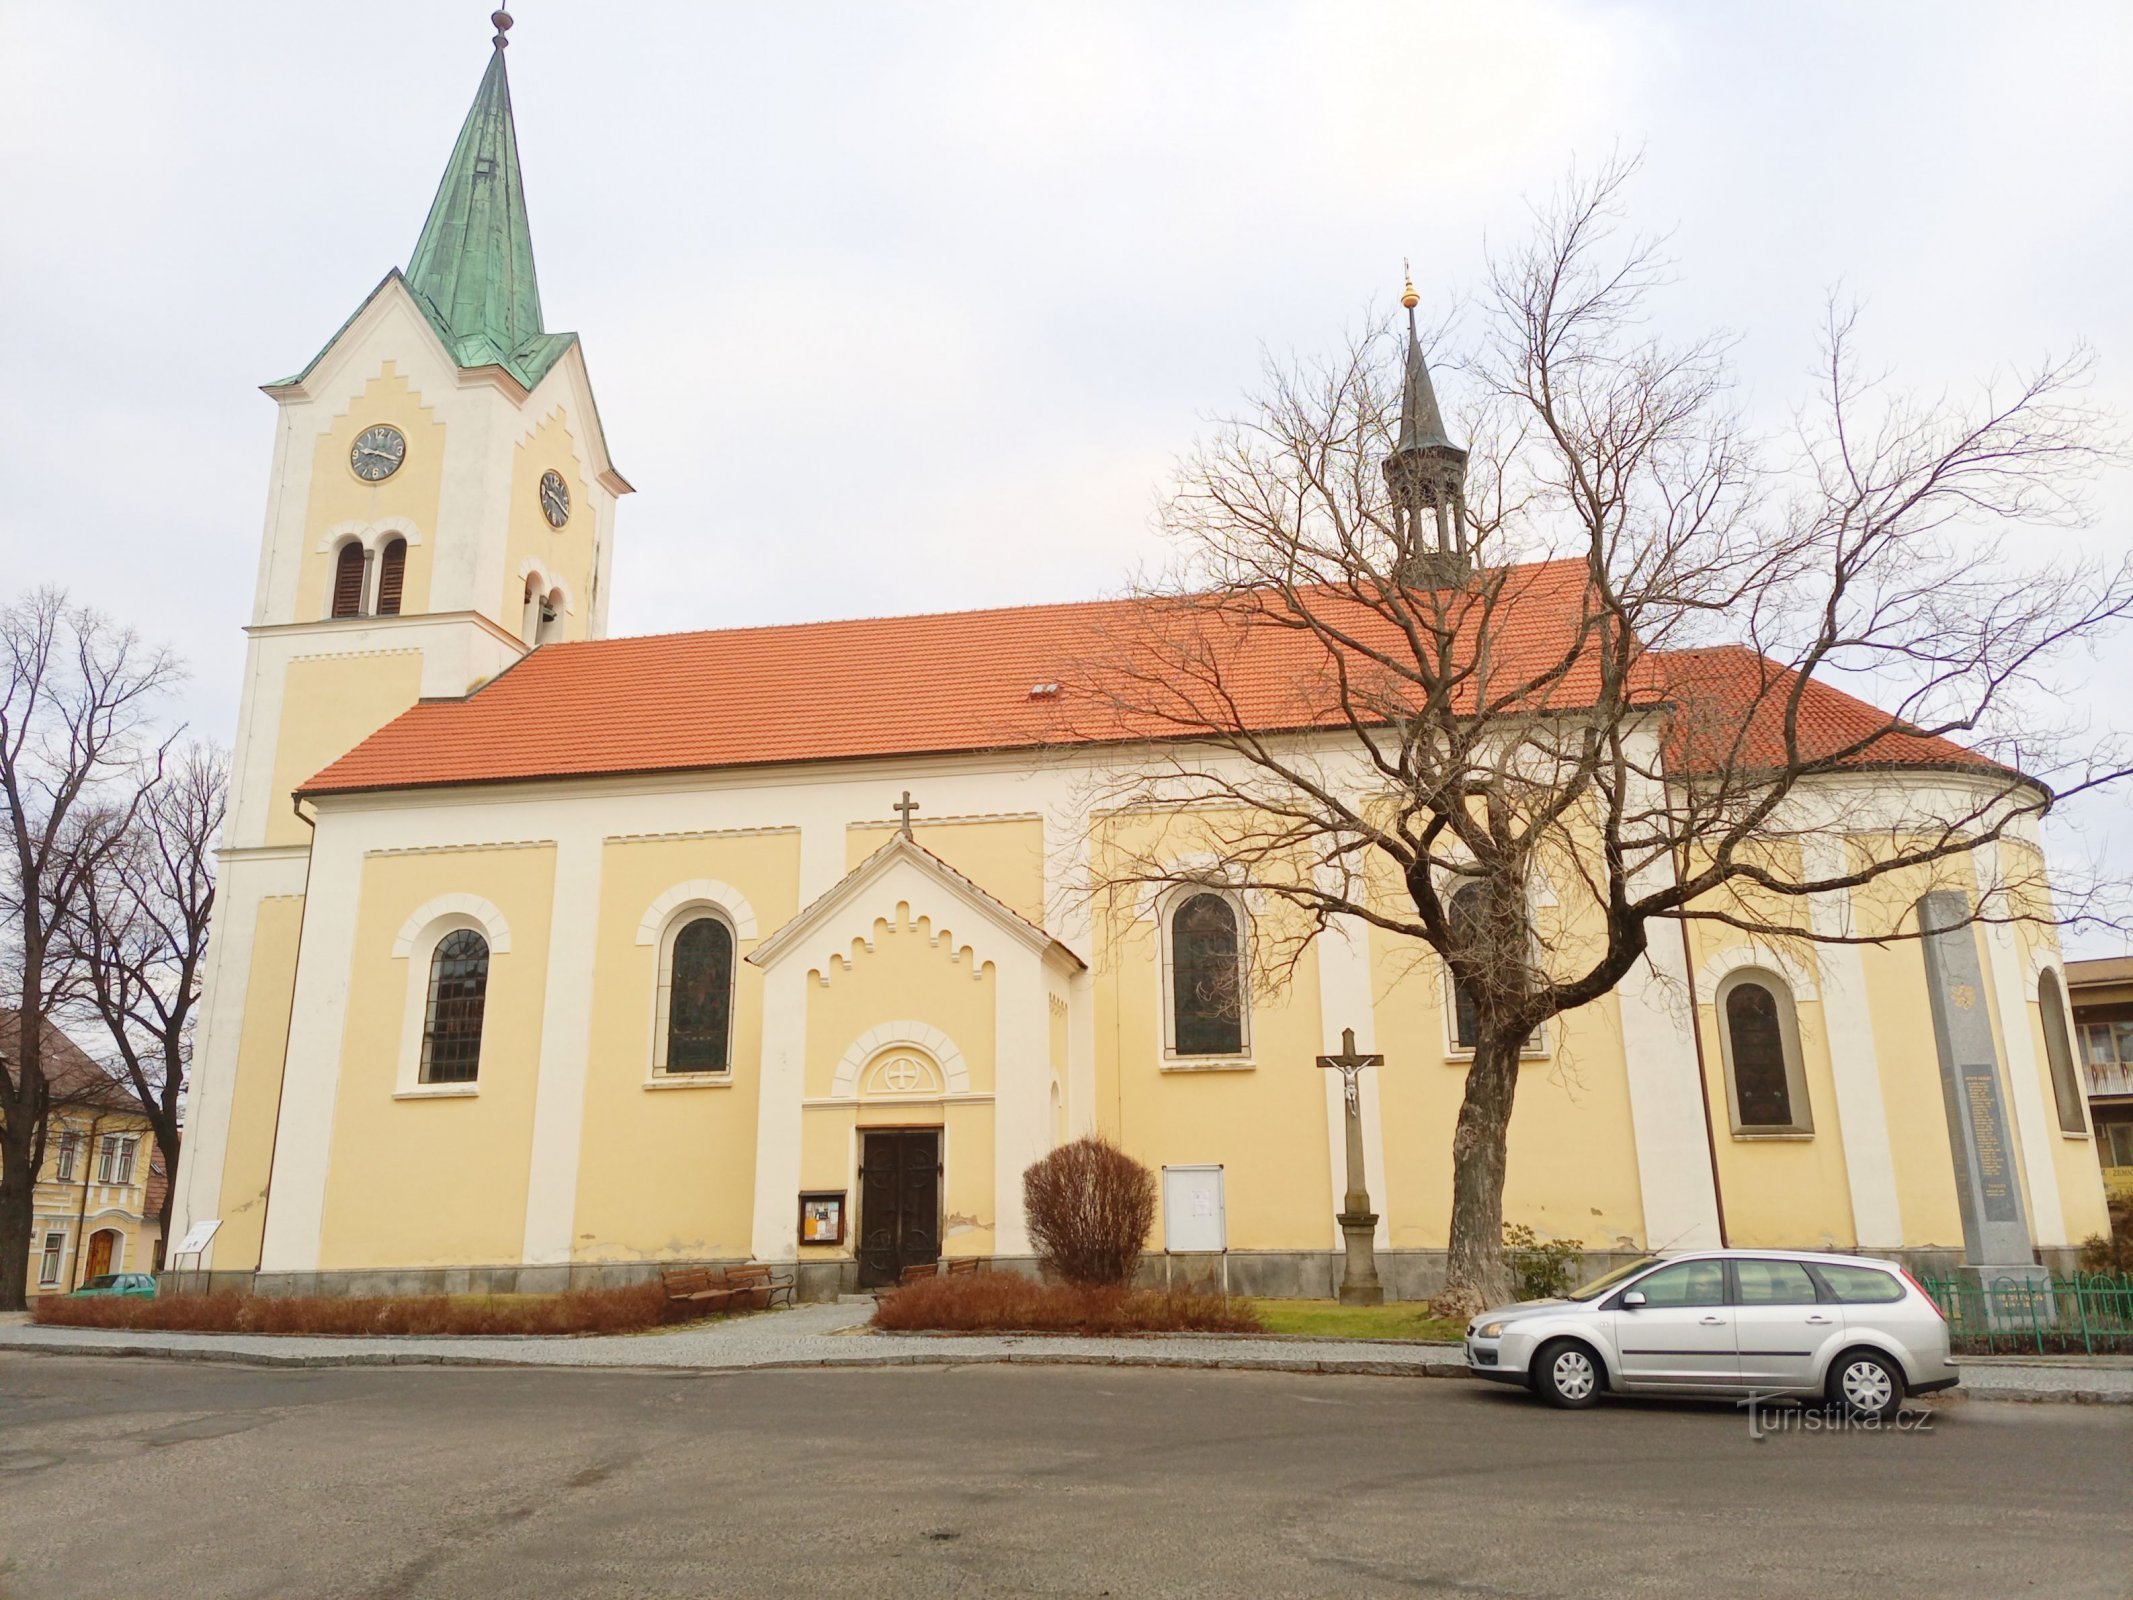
[172,1219,221,1258]
[1161,1165,1226,1253]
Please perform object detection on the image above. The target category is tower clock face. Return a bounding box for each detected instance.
[350,424,406,482]
[539,468,571,528]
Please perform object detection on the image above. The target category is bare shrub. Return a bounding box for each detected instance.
[1022,1136,1157,1287]
[30,1281,672,1337]
[871,1272,1261,1335]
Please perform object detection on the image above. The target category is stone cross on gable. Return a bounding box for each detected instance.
[892,791,919,837]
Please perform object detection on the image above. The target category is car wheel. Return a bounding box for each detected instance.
[1532,1339,1604,1409]
[1829,1349,1905,1422]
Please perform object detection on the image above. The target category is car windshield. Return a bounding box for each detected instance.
[1562,1257,1660,1301]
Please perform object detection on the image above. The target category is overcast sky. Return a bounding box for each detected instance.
[4,2,2130,947]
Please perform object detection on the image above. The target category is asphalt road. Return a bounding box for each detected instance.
[2,1355,2128,1600]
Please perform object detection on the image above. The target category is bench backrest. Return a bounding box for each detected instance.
[725,1264,771,1286]
[945,1257,981,1276]
[899,1262,938,1285]
[662,1267,717,1295]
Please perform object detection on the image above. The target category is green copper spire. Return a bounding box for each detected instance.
[400,12,571,388]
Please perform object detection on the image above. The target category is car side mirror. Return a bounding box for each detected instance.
[1621,1291,1646,1309]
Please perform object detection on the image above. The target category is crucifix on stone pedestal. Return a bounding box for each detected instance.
[1316,1027,1386,1306]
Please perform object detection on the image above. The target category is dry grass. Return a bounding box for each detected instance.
[871,1272,1264,1335]
[31,1281,675,1337]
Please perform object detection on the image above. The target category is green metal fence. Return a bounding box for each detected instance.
[1922,1273,2133,1355]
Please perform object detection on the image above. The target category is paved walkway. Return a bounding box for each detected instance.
[5,1302,2128,1400]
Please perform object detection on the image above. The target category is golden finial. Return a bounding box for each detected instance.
[491,9,513,49]
[1400,258,1419,311]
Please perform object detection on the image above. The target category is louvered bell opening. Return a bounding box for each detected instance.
[331,543,366,618]
[376,539,407,616]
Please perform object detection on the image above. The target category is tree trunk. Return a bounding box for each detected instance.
[0,1133,34,1311]
[1432,1029,1525,1320]
[153,1129,180,1270]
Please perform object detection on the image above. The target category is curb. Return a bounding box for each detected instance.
[5,1337,2127,1399]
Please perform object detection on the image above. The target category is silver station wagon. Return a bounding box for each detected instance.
[1464,1249,1959,1419]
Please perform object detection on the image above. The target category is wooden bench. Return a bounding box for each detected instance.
[660,1263,796,1315]
[661,1266,738,1313]
[945,1257,984,1277]
[898,1262,939,1287]
[724,1262,796,1311]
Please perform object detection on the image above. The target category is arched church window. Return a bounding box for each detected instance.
[1717,969,1811,1133]
[1447,880,1492,1050]
[1169,891,1246,1056]
[376,538,407,617]
[2038,969,2087,1134]
[330,541,366,619]
[420,929,490,1084]
[661,915,734,1074]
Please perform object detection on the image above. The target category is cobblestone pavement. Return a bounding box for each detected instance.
[5,1302,2128,1400]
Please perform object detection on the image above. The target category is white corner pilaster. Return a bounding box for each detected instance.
[992,957,1054,1257]
[750,961,809,1262]
[1802,837,1905,1250]
[519,832,604,1265]
[1314,916,1388,1248]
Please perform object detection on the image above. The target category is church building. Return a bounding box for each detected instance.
[169,18,2114,1300]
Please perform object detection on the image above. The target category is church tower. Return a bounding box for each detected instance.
[174,10,627,1275]
[1382,274,1469,586]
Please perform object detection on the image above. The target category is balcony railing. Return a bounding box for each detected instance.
[2085,1060,2133,1099]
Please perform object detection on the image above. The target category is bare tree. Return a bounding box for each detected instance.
[71,742,227,1256]
[1059,158,2131,1316]
[0,590,180,1310]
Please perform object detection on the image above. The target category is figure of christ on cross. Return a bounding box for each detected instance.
[1316,1026,1387,1306]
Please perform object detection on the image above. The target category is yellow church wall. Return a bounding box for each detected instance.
[568,831,801,1262]
[503,409,596,643]
[264,651,426,847]
[846,817,1046,928]
[2012,885,2112,1245]
[316,844,556,1270]
[802,910,999,1098]
[297,363,445,617]
[1682,917,1858,1250]
[209,894,308,1272]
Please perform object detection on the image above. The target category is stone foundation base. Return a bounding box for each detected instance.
[178,1244,2088,1303]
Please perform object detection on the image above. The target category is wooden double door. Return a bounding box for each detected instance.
[857,1128,941,1289]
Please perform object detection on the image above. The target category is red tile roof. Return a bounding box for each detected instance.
[1653,646,2005,780]
[303,561,1616,797]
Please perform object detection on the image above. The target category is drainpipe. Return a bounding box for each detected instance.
[69,1111,107,1291]
[1676,909,1730,1248]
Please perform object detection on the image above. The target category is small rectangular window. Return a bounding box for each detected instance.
[2114,1021,2133,1064]
[114,1139,136,1185]
[55,1132,79,1182]
[38,1232,63,1286]
[1812,1262,1904,1304]
[97,1136,119,1183]
[2081,1024,2115,1067]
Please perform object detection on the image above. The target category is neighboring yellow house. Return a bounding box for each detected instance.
[2064,957,2133,1205]
[166,23,2114,1302]
[5,1011,165,1297]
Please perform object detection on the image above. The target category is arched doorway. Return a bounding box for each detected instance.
[83,1228,119,1281]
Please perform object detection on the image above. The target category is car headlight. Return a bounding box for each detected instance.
[1476,1320,1508,1339]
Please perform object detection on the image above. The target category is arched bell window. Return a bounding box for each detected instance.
[2038,969,2087,1134]
[659,915,735,1074]
[1447,880,1492,1050]
[375,538,407,617]
[1716,968,1812,1134]
[1167,890,1247,1057]
[330,541,366,618]
[420,929,490,1084]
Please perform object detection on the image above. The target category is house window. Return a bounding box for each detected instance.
[1167,891,1247,1056]
[96,1135,128,1183]
[1716,969,1813,1134]
[330,540,366,618]
[376,538,407,616]
[38,1232,64,1286]
[2037,970,2087,1134]
[114,1138,135,1185]
[55,1131,79,1182]
[420,929,491,1084]
[659,915,734,1074]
